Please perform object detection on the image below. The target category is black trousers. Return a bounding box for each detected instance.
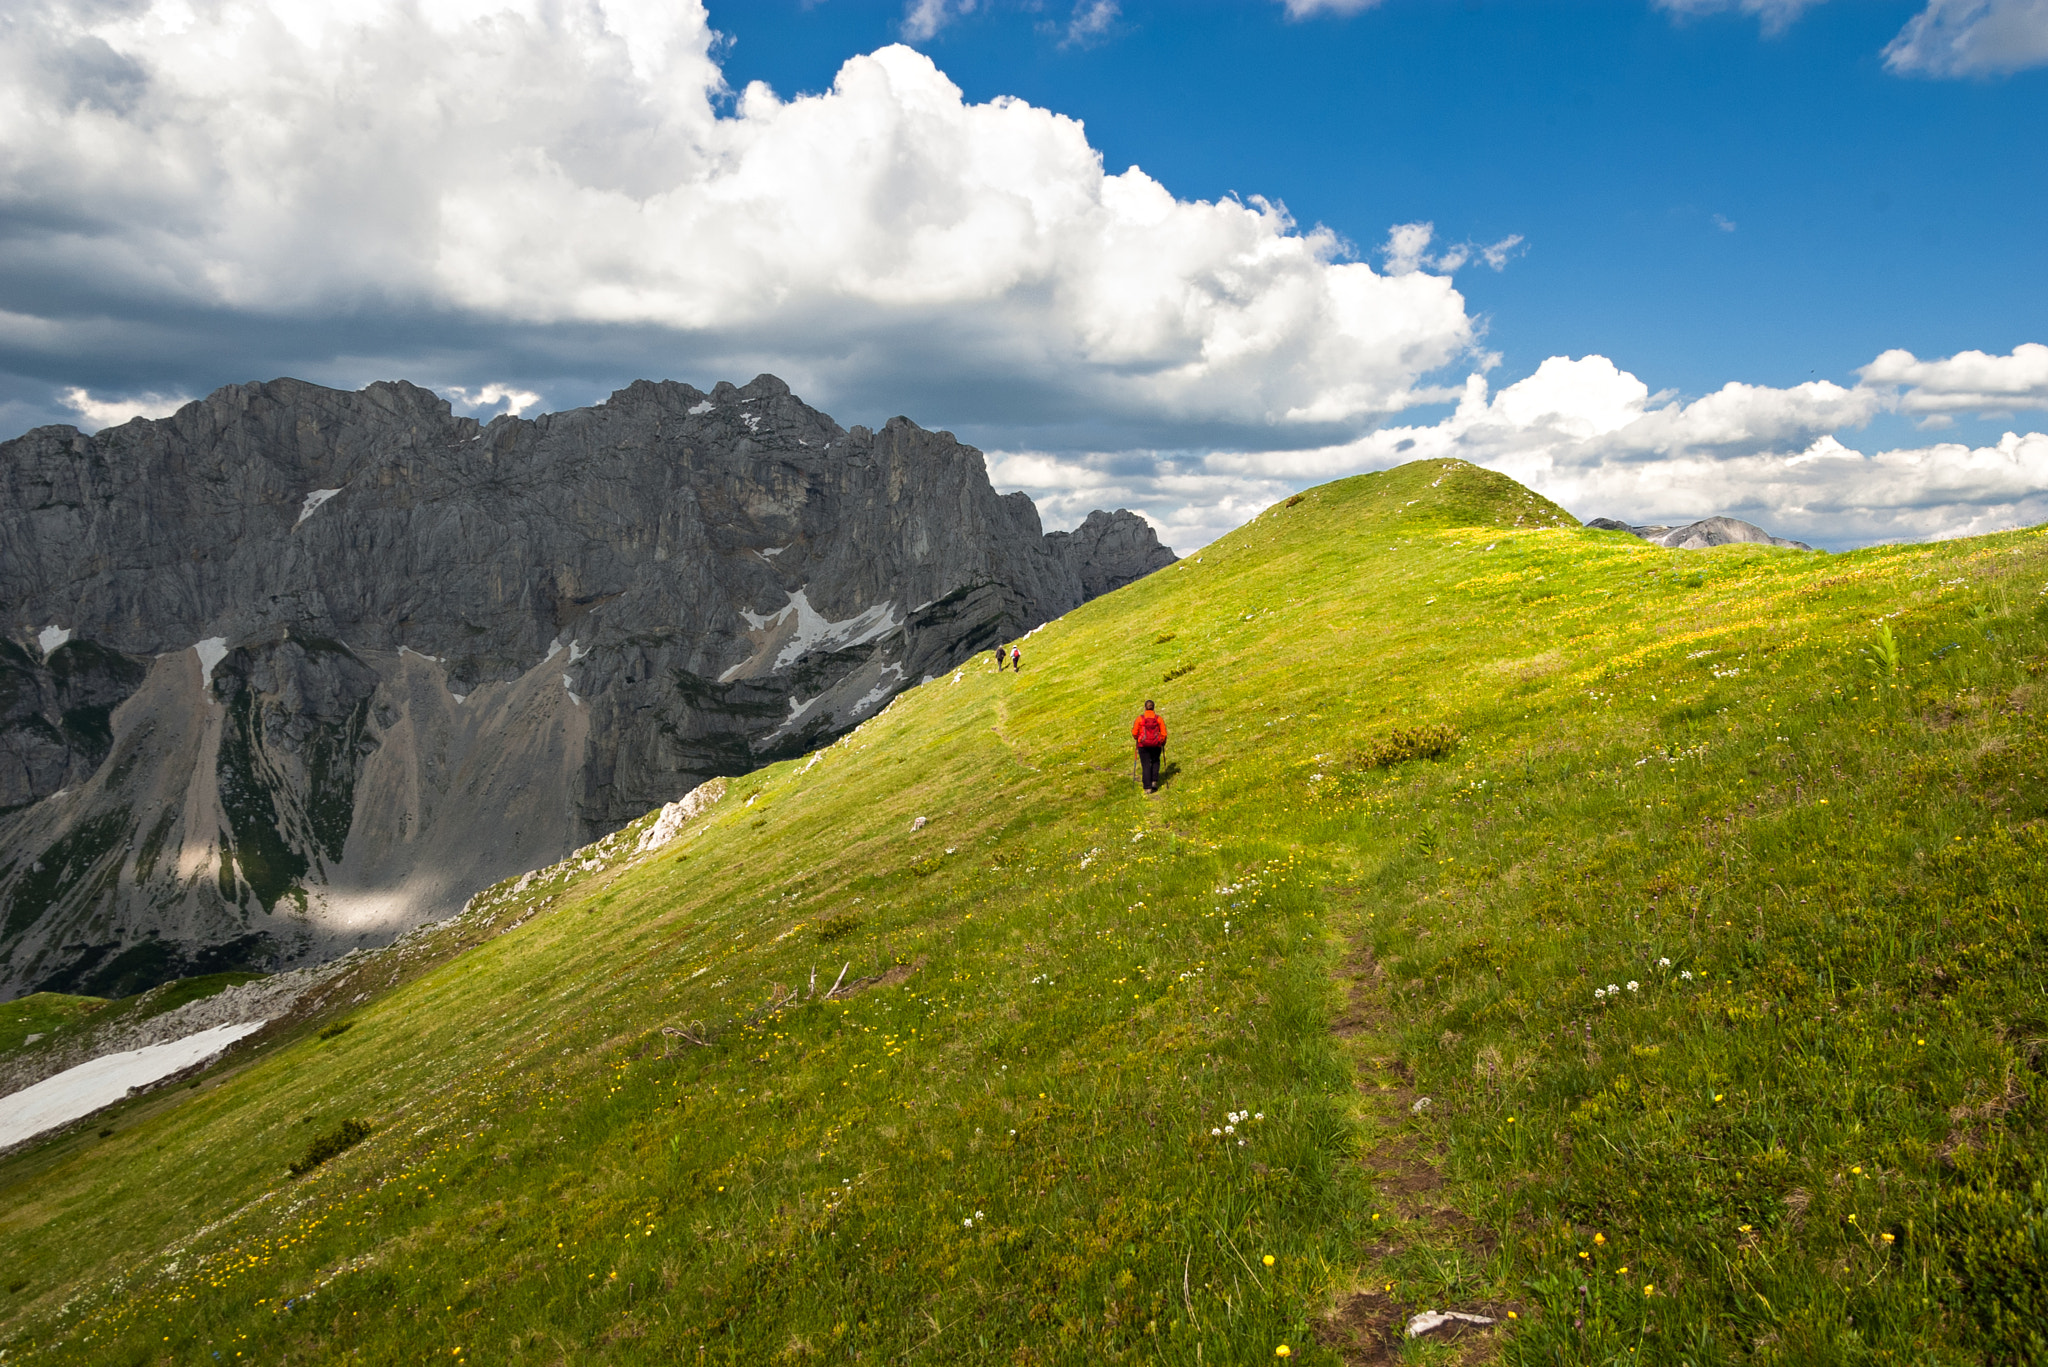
[1138,745,1163,791]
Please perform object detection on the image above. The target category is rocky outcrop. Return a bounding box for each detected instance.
[0,374,1174,997]
[1585,516,1816,552]
[1045,509,1180,602]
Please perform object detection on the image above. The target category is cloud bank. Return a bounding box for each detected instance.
[992,346,2048,551]
[3,0,1474,449]
[3,0,2043,557]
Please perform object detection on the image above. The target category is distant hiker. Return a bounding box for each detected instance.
[1011,647,1022,672]
[992,645,1006,671]
[1132,699,1167,794]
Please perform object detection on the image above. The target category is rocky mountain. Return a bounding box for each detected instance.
[0,375,1174,999]
[1044,510,1180,601]
[1584,515,1816,552]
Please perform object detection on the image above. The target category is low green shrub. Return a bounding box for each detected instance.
[1162,662,1196,682]
[317,1020,354,1041]
[1359,722,1459,768]
[1943,1154,2048,1363]
[813,912,861,942]
[288,1119,371,1177]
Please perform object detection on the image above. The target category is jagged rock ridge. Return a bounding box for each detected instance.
[0,374,1175,998]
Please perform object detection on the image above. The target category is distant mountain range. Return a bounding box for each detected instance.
[1585,515,1816,552]
[0,375,1174,998]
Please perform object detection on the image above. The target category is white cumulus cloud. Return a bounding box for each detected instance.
[991,346,2048,550]
[902,0,976,41]
[1380,223,1524,277]
[1278,0,1387,16]
[1653,0,2048,75]
[1885,0,2048,76]
[61,388,193,430]
[1,0,1480,443]
[442,384,544,417]
[1651,0,1829,35]
[1862,344,2048,415]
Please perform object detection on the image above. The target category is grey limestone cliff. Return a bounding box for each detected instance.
[1044,509,1181,602]
[0,374,1174,998]
[1584,515,1816,552]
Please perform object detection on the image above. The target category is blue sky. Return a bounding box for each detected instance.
[3,0,2045,547]
[718,0,2042,444]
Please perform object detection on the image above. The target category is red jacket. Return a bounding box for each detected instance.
[1132,710,1167,747]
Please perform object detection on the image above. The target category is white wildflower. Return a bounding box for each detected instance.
[1658,957,1671,968]
[1627,981,1640,993]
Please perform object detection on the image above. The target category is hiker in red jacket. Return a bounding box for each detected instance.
[1132,700,1167,794]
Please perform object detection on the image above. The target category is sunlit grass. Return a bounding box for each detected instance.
[2,459,2044,1363]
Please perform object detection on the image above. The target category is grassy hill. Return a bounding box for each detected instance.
[3,458,2045,1364]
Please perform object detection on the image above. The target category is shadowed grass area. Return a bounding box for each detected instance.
[1,458,2044,1363]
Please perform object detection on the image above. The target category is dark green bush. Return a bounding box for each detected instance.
[289,1119,371,1177]
[1360,723,1460,768]
[813,913,861,943]
[317,1020,354,1041]
[1162,662,1196,683]
[1944,1155,2048,1364]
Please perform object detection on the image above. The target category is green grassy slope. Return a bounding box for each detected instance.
[0,972,268,1057]
[4,459,2046,1364]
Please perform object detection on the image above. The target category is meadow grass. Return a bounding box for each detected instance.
[0,971,268,1055]
[1,458,2044,1363]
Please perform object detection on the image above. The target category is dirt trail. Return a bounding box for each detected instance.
[1319,914,1510,1365]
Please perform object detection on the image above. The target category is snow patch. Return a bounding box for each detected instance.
[450,693,467,705]
[562,674,582,705]
[36,625,71,657]
[742,412,762,431]
[777,691,824,731]
[566,641,588,663]
[770,591,899,669]
[0,1021,267,1148]
[543,639,565,663]
[720,589,902,681]
[688,400,715,415]
[194,637,229,690]
[397,645,445,664]
[848,664,905,717]
[295,488,341,525]
[758,545,789,559]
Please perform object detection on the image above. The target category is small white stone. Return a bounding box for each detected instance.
[1405,1310,1495,1338]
